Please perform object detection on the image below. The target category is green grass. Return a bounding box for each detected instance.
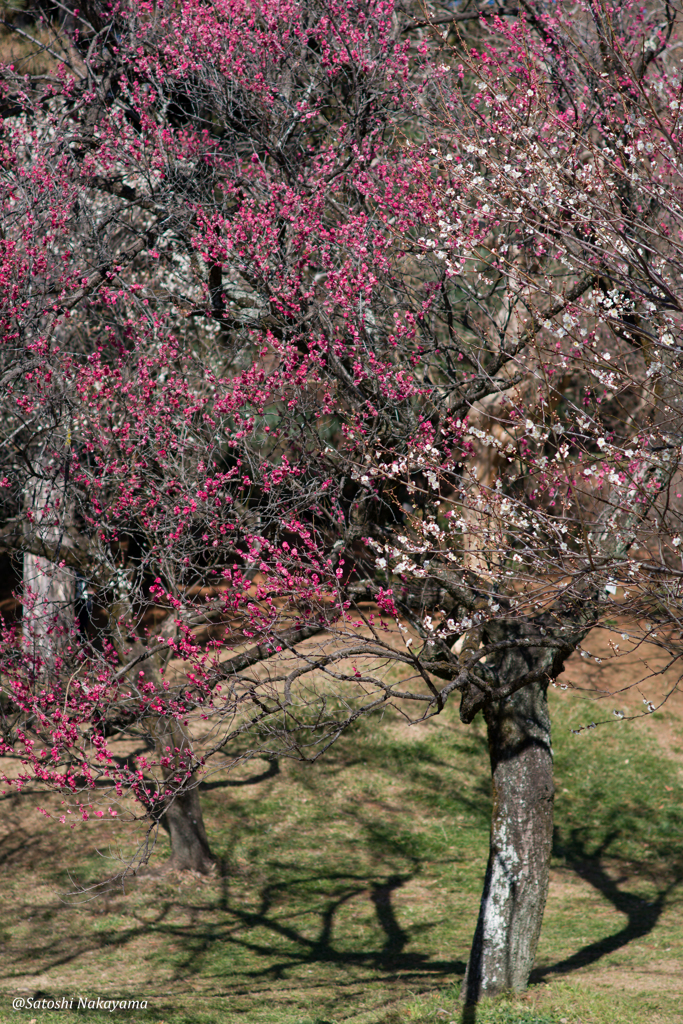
[0,688,681,1024]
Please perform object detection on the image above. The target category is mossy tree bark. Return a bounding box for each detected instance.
[459,613,592,1005]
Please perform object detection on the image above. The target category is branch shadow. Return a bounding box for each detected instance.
[200,757,280,790]
[532,830,682,982]
[0,858,465,1010]
[177,860,467,988]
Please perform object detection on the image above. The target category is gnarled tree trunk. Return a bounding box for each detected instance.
[162,784,215,874]
[152,716,216,875]
[461,678,553,1004]
[109,603,216,874]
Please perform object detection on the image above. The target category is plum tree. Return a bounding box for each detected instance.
[1,0,682,1000]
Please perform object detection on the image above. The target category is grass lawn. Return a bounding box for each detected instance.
[0,641,681,1024]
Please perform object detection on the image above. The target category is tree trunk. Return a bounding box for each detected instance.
[461,679,554,1004]
[23,474,75,679]
[108,602,216,874]
[162,783,216,874]
[152,716,216,875]
[23,551,75,673]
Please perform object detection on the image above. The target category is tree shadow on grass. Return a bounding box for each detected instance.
[531,829,682,983]
[196,860,466,987]
[200,756,280,790]
[0,861,465,1011]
